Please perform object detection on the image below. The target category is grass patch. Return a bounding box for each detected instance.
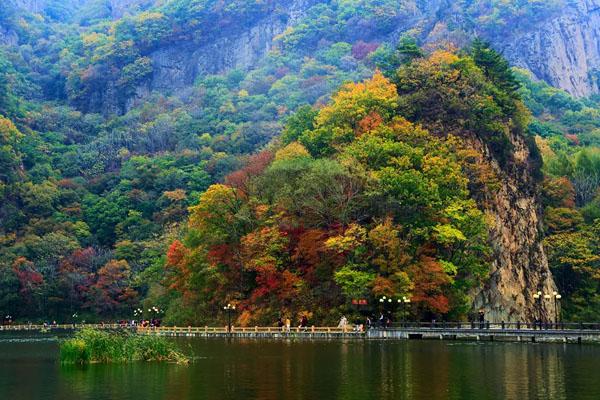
[60,328,189,365]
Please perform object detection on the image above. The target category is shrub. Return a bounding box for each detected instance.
[60,328,189,365]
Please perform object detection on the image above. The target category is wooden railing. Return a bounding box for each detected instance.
[0,323,129,331]
[0,324,360,334]
[137,325,360,334]
[5,322,598,335]
[387,321,600,332]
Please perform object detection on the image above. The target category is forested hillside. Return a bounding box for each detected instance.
[0,0,598,324]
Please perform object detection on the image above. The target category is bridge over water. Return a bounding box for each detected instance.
[2,322,600,343]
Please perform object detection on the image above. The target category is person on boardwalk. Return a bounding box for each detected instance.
[277,316,284,331]
[300,315,308,331]
[478,309,485,329]
[338,315,348,330]
[285,317,291,333]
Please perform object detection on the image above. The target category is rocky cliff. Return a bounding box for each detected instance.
[469,133,557,323]
[499,0,600,98]
[130,0,599,106]
[5,1,598,98]
[5,0,153,20]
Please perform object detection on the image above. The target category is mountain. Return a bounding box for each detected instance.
[9,0,596,115]
[0,0,598,324]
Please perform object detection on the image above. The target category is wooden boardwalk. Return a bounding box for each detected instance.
[138,325,361,338]
[2,323,600,343]
[367,327,600,343]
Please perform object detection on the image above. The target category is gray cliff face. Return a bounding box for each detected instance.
[127,0,315,109]
[500,0,600,98]
[10,0,89,13]
[136,0,599,105]
[6,0,151,19]
[469,133,557,322]
[149,19,287,92]
[0,25,18,46]
[108,0,156,18]
[6,0,598,98]
[10,0,47,13]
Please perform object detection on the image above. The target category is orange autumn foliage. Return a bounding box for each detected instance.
[407,256,451,314]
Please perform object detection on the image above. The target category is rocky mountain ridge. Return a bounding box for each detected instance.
[133,0,600,101]
[4,1,598,103]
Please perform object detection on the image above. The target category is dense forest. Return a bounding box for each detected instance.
[0,0,598,324]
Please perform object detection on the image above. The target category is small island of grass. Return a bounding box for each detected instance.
[60,328,189,365]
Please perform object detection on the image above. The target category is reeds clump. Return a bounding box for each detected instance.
[60,328,189,365]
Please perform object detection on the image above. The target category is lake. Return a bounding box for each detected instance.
[1,333,599,400]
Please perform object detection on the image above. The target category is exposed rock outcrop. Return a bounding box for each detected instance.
[108,0,156,18]
[500,0,600,97]
[0,25,18,46]
[135,0,598,105]
[125,0,316,110]
[469,133,557,323]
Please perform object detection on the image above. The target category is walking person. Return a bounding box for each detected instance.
[285,317,291,333]
[300,315,308,331]
[338,315,348,331]
[478,309,485,329]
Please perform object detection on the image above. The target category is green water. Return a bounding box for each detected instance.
[1,333,599,400]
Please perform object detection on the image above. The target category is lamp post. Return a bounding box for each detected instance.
[224,303,236,333]
[378,296,388,328]
[533,291,542,329]
[397,296,411,326]
[552,291,562,327]
[133,308,143,326]
[379,296,386,314]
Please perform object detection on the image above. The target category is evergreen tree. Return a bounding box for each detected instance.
[471,38,520,97]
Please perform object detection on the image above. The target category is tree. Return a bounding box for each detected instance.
[12,257,45,315]
[471,39,520,98]
[0,264,18,317]
[0,116,23,187]
[407,256,451,314]
[188,184,252,246]
[397,36,423,62]
[334,266,375,300]
[87,260,137,315]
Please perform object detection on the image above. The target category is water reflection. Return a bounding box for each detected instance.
[0,337,599,400]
